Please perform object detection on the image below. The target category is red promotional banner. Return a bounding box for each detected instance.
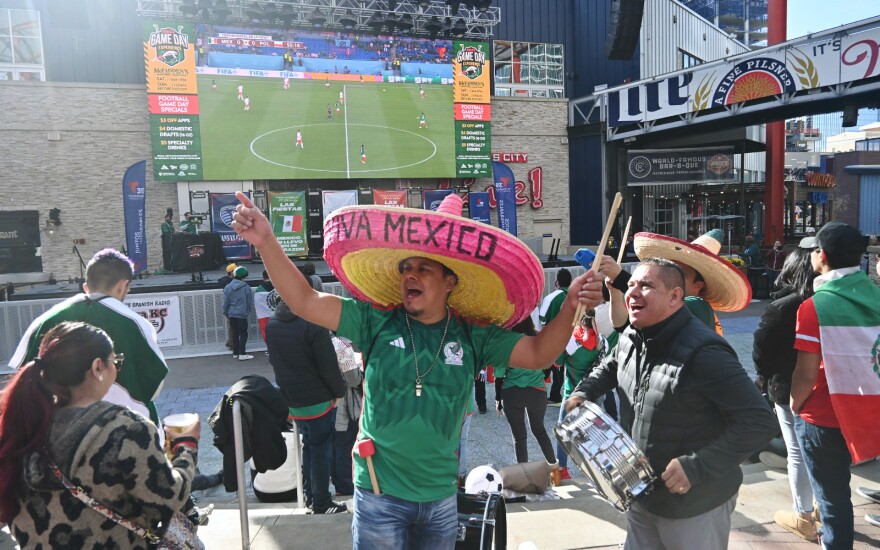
[372,189,408,208]
[148,94,200,115]
[454,103,491,121]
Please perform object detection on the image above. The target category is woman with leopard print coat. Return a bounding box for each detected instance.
[0,322,200,548]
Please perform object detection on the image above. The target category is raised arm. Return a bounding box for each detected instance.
[509,270,604,370]
[232,191,342,331]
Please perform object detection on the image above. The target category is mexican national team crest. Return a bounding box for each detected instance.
[457,44,486,80]
[444,341,464,366]
[149,25,189,67]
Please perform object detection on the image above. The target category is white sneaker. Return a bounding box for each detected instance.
[238,354,254,361]
[857,486,880,505]
[232,355,238,359]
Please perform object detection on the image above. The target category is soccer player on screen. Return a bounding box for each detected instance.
[359,73,364,85]
[335,101,341,114]
[296,130,304,149]
[360,145,366,164]
[238,84,244,101]
[211,79,217,91]
[244,96,250,111]
[418,112,427,129]
[419,85,425,99]
[283,76,290,90]
[325,77,330,88]
[327,103,332,120]
[339,90,344,104]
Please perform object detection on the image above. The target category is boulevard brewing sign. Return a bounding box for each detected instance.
[124,294,183,347]
[626,147,735,186]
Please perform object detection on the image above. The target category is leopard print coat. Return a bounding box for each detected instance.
[10,401,196,549]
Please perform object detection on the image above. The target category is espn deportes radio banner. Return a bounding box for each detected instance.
[453,41,492,179]
[270,192,308,256]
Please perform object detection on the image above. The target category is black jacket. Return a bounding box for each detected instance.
[266,306,345,408]
[752,285,804,401]
[572,307,776,519]
[209,375,289,491]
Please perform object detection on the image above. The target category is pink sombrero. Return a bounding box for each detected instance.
[323,193,544,327]
[633,229,751,312]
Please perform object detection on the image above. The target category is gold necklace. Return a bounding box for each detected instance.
[404,305,451,397]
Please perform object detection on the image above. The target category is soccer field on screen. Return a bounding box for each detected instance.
[197,75,456,180]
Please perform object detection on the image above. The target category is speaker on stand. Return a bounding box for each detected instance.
[606,0,645,61]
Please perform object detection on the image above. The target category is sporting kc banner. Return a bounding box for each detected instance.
[210,192,252,260]
[469,192,491,224]
[423,189,455,211]
[122,161,148,275]
[492,161,517,236]
[270,192,308,256]
[372,189,408,208]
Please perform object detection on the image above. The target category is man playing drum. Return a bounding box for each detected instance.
[232,191,602,549]
[567,258,776,550]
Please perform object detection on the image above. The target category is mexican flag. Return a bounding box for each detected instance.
[9,294,169,425]
[254,283,279,340]
[813,272,880,462]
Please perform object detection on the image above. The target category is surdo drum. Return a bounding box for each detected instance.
[455,492,506,550]
[555,400,656,511]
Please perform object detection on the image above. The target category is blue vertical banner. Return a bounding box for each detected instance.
[423,188,455,211]
[492,161,517,236]
[122,160,148,275]
[468,192,491,224]
[210,192,253,260]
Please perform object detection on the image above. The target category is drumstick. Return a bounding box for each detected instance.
[573,192,623,327]
[355,439,380,495]
[616,216,632,265]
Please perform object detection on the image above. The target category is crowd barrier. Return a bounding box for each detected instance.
[0,267,590,366]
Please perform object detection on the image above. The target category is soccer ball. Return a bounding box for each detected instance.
[464,465,503,494]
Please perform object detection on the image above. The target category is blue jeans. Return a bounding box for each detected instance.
[295,408,336,509]
[352,488,458,549]
[795,416,853,550]
[332,419,358,496]
[774,404,813,514]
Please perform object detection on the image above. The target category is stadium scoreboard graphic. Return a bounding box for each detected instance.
[143,21,492,181]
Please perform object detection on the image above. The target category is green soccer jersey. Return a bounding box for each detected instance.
[493,364,545,390]
[336,298,522,502]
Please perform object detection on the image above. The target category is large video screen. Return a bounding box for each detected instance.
[143,21,492,181]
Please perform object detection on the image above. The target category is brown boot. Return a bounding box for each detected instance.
[549,461,561,486]
[774,510,818,542]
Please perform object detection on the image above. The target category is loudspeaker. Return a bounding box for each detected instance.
[842,105,859,127]
[606,0,645,61]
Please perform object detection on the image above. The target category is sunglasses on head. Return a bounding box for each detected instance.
[112,353,124,372]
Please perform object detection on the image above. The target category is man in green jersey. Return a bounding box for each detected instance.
[231,191,602,548]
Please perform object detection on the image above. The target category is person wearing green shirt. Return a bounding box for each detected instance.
[180,211,198,234]
[161,213,175,235]
[539,268,571,403]
[228,191,603,549]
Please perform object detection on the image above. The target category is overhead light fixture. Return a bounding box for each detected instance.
[419,0,430,7]
[447,0,463,13]
[178,0,198,17]
[339,9,357,29]
[478,0,492,12]
[425,16,442,37]
[308,7,326,27]
[368,12,387,32]
[397,13,414,30]
[452,18,466,37]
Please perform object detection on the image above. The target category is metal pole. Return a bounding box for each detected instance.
[232,400,250,549]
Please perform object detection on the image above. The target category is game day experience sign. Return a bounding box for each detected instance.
[453,41,492,179]
[144,21,203,181]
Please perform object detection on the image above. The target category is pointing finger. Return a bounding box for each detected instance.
[235,191,254,208]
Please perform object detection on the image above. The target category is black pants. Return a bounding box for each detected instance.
[229,317,249,355]
[502,386,556,464]
[474,377,486,408]
[548,365,563,402]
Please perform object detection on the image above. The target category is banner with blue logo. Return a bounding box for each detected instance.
[122,160,148,275]
[210,192,252,260]
[423,189,455,211]
[492,161,517,236]
[468,192,491,224]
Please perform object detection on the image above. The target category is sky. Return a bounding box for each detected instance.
[787,0,880,39]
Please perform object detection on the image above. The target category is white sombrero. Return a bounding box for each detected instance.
[634,229,751,312]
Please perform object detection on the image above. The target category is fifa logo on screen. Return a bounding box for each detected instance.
[456,45,486,80]
[149,25,189,67]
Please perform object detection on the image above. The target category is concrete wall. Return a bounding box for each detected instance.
[475,97,571,253]
[0,80,175,281]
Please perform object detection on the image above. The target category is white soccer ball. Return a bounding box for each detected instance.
[464,465,503,494]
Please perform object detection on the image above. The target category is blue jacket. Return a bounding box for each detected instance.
[223,278,253,319]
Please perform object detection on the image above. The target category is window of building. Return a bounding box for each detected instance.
[679,49,704,70]
[0,8,45,82]
[493,40,564,98]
